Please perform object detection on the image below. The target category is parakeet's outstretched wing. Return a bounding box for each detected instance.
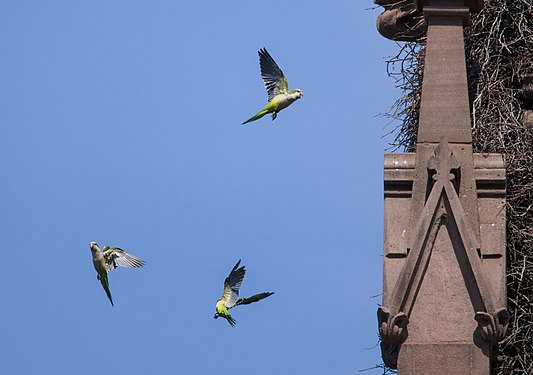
[236,292,274,306]
[103,247,146,272]
[259,48,289,101]
[219,259,246,308]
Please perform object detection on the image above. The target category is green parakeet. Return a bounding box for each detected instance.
[242,48,303,125]
[214,259,274,326]
[90,242,145,306]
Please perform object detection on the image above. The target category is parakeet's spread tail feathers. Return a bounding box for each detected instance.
[236,292,274,306]
[225,314,236,327]
[242,109,269,125]
[99,273,114,306]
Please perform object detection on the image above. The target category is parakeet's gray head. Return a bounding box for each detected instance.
[287,89,303,100]
[89,242,99,253]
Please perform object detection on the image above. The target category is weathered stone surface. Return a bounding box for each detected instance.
[474,154,506,308]
[417,16,472,143]
[384,153,415,259]
[406,219,480,342]
[414,0,484,13]
[398,343,489,374]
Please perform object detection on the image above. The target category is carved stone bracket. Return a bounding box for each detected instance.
[374,0,425,41]
[378,306,409,369]
[475,308,510,344]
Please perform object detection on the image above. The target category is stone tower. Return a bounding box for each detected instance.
[375,1,509,372]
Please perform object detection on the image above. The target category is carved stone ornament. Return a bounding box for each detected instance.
[379,140,509,368]
[474,308,510,344]
[374,0,425,41]
[377,306,409,369]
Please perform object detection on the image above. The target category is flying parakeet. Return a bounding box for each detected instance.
[89,242,145,306]
[242,48,303,125]
[214,259,274,326]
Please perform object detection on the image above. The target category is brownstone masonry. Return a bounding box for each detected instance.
[376,1,509,373]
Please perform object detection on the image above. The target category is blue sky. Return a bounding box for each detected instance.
[0,1,402,374]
